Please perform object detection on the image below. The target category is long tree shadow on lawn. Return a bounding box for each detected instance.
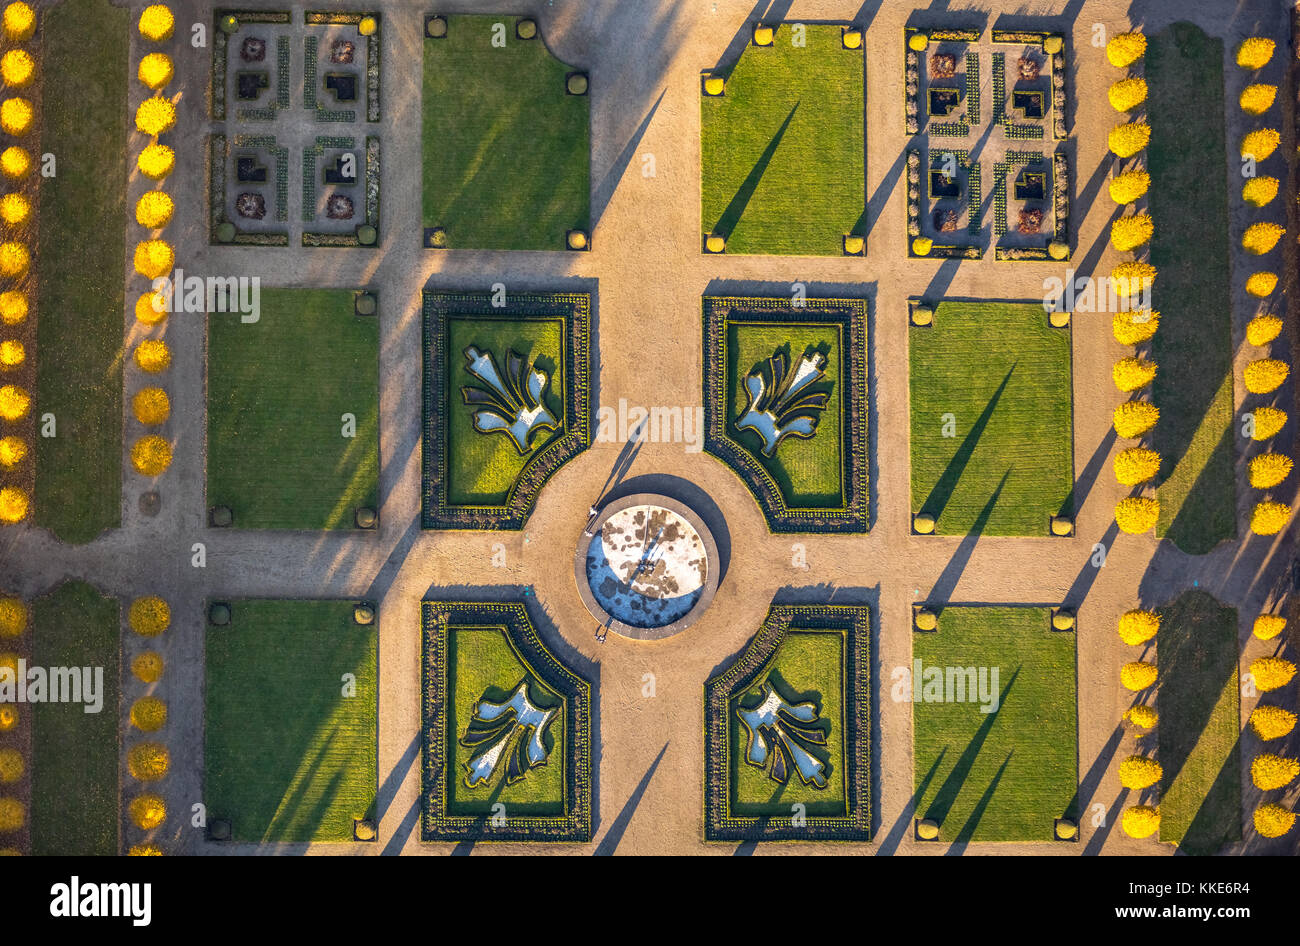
[1159,422,1236,556]
[921,667,1020,831]
[713,101,800,239]
[946,751,1013,854]
[1177,734,1243,856]
[918,363,1015,524]
[928,469,1010,606]
[878,748,946,855]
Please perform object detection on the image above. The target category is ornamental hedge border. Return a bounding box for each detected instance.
[211,9,292,121]
[301,135,380,247]
[421,600,592,842]
[704,602,871,842]
[995,150,1070,261]
[207,133,290,246]
[305,11,381,123]
[703,295,869,533]
[991,29,1067,141]
[421,290,592,530]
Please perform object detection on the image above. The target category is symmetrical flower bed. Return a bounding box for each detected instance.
[422,600,591,842]
[704,602,870,842]
[422,290,591,531]
[702,294,869,533]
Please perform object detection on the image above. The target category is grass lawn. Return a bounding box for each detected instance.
[34,0,128,544]
[422,14,589,250]
[1147,23,1235,555]
[446,314,565,507]
[701,24,864,255]
[205,600,377,842]
[30,582,120,856]
[445,625,564,815]
[1156,590,1241,855]
[729,629,846,817]
[207,289,378,529]
[913,607,1078,842]
[910,301,1073,535]
[727,322,843,507]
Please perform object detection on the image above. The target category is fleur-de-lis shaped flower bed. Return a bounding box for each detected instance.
[460,680,557,787]
[737,681,829,788]
[460,345,558,454]
[736,349,830,457]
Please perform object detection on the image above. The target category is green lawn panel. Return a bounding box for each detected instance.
[34,0,128,543]
[205,600,377,843]
[910,301,1073,535]
[207,289,379,529]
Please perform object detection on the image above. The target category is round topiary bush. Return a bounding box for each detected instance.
[358,15,377,36]
[566,230,588,251]
[135,191,174,230]
[1108,168,1150,204]
[1110,213,1153,252]
[1050,515,1073,535]
[1245,271,1277,298]
[0,796,24,833]
[0,193,30,226]
[0,485,27,523]
[1240,128,1280,161]
[129,793,166,830]
[1252,614,1286,641]
[911,236,933,256]
[127,742,170,782]
[914,609,937,631]
[134,97,176,137]
[138,4,174,42]
[132,387,170,426]
[1253,804,1295,838]
[1110,261,1156,300]
[2,2,35,42]
[0,436,25,469]
[1112,356,1157,393]
[1118,609,1159,646]
[1108,121,1150,158]
[1249,705,1296,740]
[1242,175,1279,208]
[133,240,174,280]
[132,651,164,684]
[1107,77,1147,112]
[0,146,28,181]
[1242,222,1285,256]
[0,290,24,324]
[1051,610,1075,630]
[911,306,933,326]
[705,234,725,253]
[916,818,939,839]
[1250,753,1299,791]
[1122,804,1159,839]
[1250,500,1291,536]
[0,97,33,136]
[1246,314,1283,347]
[516,18,537,40]
[913,513,935,534]
[1113,401,1159,439]
[1250,656,1296,692]
[1244,358,1289,394]
[1239,83,1277,115]
[130,696,167,732]
[129,596,170,636]
[208,602,231,625]
[1118,755,1162,790]
[1047,240,1069,260]
[354,293,376,316]
[0,339,23,369]
[1113,447,1161,486]
[908,32,929,52]
[1054,819,1077,840]
[137,143,175,180]
[703,75,724,96]
[131,435,172,476]
[0,597,25,637]
[1236,37,1276,69]
[0,383,29,420]
[133,339,172,375]
[1115,497,1159,535]
[1248,406,1286,441]
[1120,660,1157,691]
[1,49,34,89]
[1125,705,1158,729]
[0,748,22,783]
[1248,453,1292,490]
[0,240,29,277]
[566,73,588,95]
[0,705,15,731]
[357,224,377,246]
[1106,31,1146,68]
[137,52,174,91]
[128,844,164,856]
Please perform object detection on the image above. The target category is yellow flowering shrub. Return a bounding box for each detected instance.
[1251,406,1287,440]
[1251,656,1297,692]
[0,146,28,179]
[1122,805,1160,839]
[128,595,170,636]
[0,597,24,636]
[0,240,29,277]
[133,338,171,374]
[1243,221,1284,255]
[1111,213,1153,252]
[1114,401,1159,439]
[1244,358,1289,394]
[138,4,174,41]
[137,143,175,180]
[1108,121,1151,158]
[1111,261,1156,299]
[1108,77,1147,112]
[0,797,24,832]
[0,49,34,89]
[1251,753,1299,791]
[1239,84,1277,115]
[135,191,174,229]
[1118,609,1159,646]
[1250,500,1291,535]
[1248,453,1293,489]
[1106,31,1146,68]
[0,435,25,468]
[1113,310,1158,345]
[1108,168,1150,204]
[0,704,15,731]
[1241,128,1280,161]
[1246,272,1278,297]
[1252,614,1286,641]
[128,844,163,856]
[127,743,170,782]
[129,793,166,830]
[1125,705,1158,729]
[0,748,20,783]
[1254,804,1295,838]
[1121,660,1158,690]
[130,696,167,732]
[132,651,164,683]
[1237,37,1276,69]
[134,97,176,137]
[1249,705,1296,740]
[2,2,35,42]
[133,239,173,280]
[912,236,933,256]
[0,193,30,226]
[1113,356,1157,392]
[1242,176,1279,207]
[1246,315,1282,346]
[1116,497,1160,535]
[0,383,28,420]
[132,387,170,425]
[1114,447,1161,486]
[358,15,376,35]
[0,97,32,136]
[137,52,174,91]
[131,435,171,476]
[1119,755,1162,790]
[0,339,22,369]
[135,291,167,325]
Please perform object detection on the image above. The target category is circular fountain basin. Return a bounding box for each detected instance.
[575,493,720,640]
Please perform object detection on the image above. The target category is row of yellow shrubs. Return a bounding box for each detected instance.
[0,594,27,852]
[127,594,170,855]
[129,6,177,491]
[0,2,38,528]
